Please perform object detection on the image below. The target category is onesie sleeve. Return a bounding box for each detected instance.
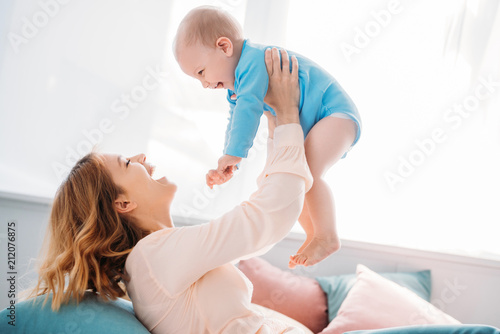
[223,55,269,158]
[136,124,313,295]
[223,90,237,154]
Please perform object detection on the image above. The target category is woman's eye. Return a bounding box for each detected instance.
[126,159,131,167]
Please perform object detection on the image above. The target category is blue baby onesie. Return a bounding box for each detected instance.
[224,40,361,158]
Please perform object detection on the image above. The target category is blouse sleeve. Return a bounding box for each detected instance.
[135,123,313,295]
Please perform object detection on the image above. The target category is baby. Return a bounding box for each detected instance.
[174,6,361,268]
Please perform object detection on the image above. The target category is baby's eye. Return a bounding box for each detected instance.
[198,69,204,75]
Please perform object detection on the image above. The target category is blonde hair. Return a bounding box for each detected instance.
[173,5,243,55]
[24,152,148,311]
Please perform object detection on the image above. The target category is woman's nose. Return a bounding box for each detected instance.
[131,153,146,163]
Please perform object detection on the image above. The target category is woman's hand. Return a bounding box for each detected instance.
[263,48,300,126]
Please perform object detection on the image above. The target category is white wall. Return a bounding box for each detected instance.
[0,194,51,312]
[0,0,174,198]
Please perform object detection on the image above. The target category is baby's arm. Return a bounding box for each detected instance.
[210,110,275,188]
[210,108,276,187]
[206,92,241,188]
[207,51,270,187]
[224,64,269,158]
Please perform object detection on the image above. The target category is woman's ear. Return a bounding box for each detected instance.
[114,194,137,214]
[216,37,233,57]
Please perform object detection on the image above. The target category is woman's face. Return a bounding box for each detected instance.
[103,153,177,219]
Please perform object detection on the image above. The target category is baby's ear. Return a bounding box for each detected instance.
[216,37,233,57]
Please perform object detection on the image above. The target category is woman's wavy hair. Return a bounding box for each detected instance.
[24,152,148,311]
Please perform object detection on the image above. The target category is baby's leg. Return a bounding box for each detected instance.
[290,116,357,267]
[287,201,314,268]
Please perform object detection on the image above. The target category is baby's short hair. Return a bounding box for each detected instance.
[174,6,243,53]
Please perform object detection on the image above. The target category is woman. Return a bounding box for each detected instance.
[26,48,313,333]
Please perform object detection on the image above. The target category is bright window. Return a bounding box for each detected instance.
[284,0,500,259]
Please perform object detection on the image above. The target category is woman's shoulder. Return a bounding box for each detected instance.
[126,228,176,264]
[124,228,178,290]
[134,227,177,251]
[124,226,198,297]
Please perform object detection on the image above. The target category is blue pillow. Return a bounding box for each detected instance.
[0,292,149,334]
[316,269,431,322]
[346,324,500,334]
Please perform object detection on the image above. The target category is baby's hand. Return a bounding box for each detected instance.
[206,169,224,189]
[218,154,242,181]
[206,155,242,189]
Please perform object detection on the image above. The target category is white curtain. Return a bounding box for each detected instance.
[444,0,500,139]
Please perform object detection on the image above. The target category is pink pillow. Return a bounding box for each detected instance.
[319,264,461,334]
[238,257,329,334]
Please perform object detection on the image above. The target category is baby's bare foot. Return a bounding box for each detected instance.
[289,233,340,267]
[288,236,313,269]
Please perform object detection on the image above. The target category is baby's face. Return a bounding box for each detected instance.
[176,41,238,91]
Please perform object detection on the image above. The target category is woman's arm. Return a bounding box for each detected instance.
[137,49,312,294]
[254,48,301,190]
